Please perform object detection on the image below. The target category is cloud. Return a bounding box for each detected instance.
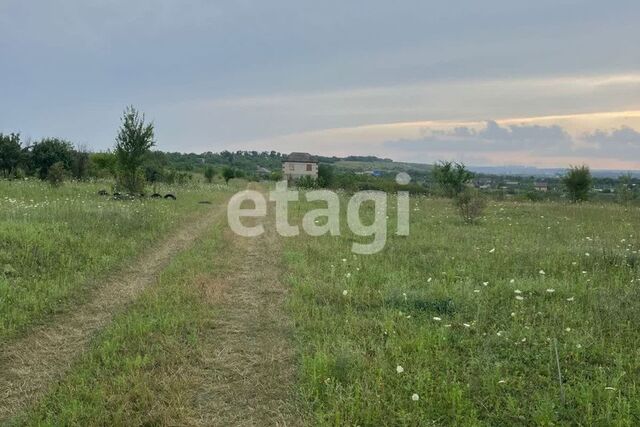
[389,120,574,154]
[384,121,640,166]
[580,126,640,158]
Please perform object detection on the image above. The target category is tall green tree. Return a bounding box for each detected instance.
[204,166,215,183]
[432,161,473,197]
[563,165,592,202]
[114,106,155,193]
[318,163,335,188]
[222,166,235,184]
[0,133,22,177]
[31,138,73,180]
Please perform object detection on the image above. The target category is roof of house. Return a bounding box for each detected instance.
[285,152,318,163]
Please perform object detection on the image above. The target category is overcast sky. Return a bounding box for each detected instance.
[2,1,640,168]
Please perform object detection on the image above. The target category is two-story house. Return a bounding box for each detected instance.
[282,152,318,181]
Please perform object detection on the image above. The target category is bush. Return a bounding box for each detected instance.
[616,174,637,205]
[454,189,486,224]
[0,133,22,177]
[204,166,215,183]
[297,175,318,189]
[116,169,146,194]
[525,190,543,202]
[31,138,74,180]
[47,162,66,187]
[563,165,592,202]
[433,161,473,198]
[115,106,155,193]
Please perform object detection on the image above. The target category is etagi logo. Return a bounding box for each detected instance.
[227,173,411,255]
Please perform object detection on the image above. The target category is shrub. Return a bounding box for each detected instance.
[616,174,637,205]
[563,165,592,202]
[297,175,318,189]
[114,106,155,193]
[270,170,283,181]
[433,161,473,198]
[0,133,22,177]
[47,162,66,187]
[204,166,215,183]
[31,138,74,180]
[454,189,486,224]
[318,164,335,187]
[222,167,235,184]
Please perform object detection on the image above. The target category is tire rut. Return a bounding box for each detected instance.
[0,204,226,423]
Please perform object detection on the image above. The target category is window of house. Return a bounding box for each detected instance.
[306,163,312,171]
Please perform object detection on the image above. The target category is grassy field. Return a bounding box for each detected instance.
[285,195,640,425]
[0,179,231,341]
[17,215,228,425]
[3,180,640,425]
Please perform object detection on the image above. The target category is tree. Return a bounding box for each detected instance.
[563,165,592,202]
[71,146,90,180]
[454,189,486,224]
[270,170,283,181]
[222,166,235,184]
[318,163,335,188]
[47,161,66,187]
[90,152,117,177]
[114,106,155,193]
[616,173,637,204]
[204,166,215,183]
[0,133,22,177]
[432,161,473,197]
[31,138,73,179]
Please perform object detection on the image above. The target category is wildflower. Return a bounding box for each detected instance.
[498,379,506,384]
[342,258,347,262]
[565,327,571,332]
[345,273,351,278]
[510,279,515,284]
[496,331,503,337]
[604,387,616,391]
[514,289,522,294]
[342,290,348,296]
[463,323,471,328]
[546,288,555,293]
[511,312,516,317]
[427,277,432,283]
[433,317,442,321]
[566,297,575,302]
[515,296,524,301]
[411,393,420,401]
[576,343,582,349]
[489,248,495,253]
[482,281,489,286]
[396,365,404,374]
[473,289,480,293]
[539,270,546,275]
[585,252,590,257]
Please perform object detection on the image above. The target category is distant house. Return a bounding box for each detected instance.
[534,182,548,192]
[282,152,318,181]
[256,166,271,176]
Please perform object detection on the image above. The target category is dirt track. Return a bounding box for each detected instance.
[0,204,226,422]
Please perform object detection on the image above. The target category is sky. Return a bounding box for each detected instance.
[1,0,640,169]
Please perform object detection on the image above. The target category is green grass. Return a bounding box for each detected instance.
[0,179,233,341]
[18,204,227,426]
[285,196,640,425]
